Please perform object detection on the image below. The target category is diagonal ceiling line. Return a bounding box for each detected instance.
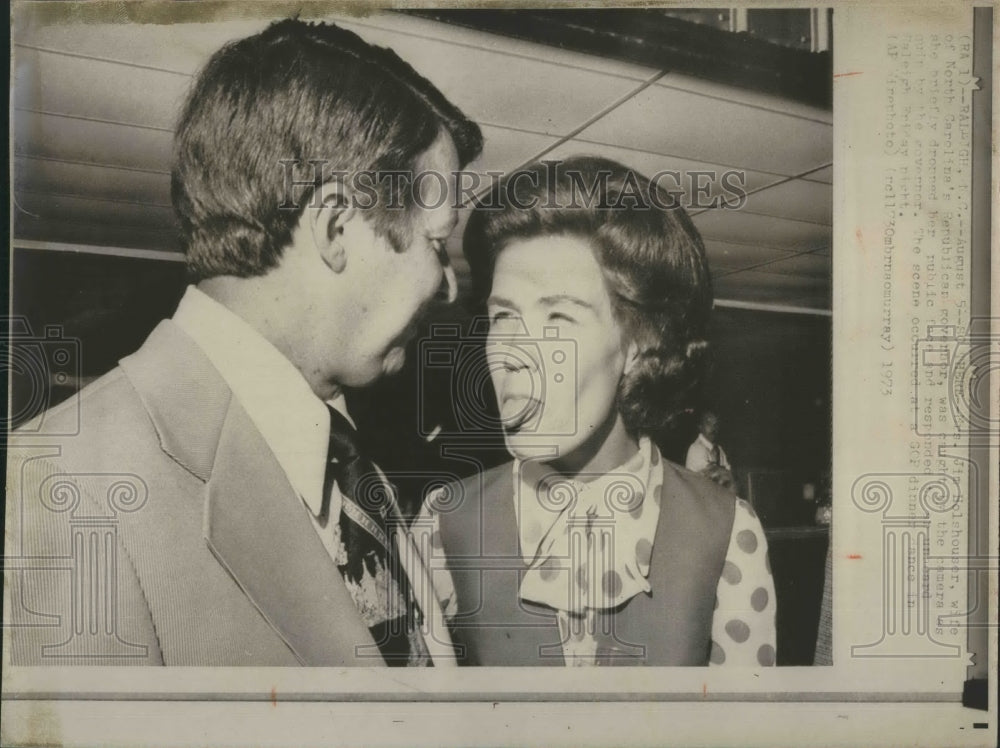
[720,265,824,281]
[689,161,832,217]
[702,236,826,253]
[568,135,800,179]
[466,69,667,205]
[353,15,651,84]
[713,245,829,279]
[704,207,831,228]
[13,153,172,177]
[516,70,669,167]
[13,42,193,77]
[373,12,831,124]
[14,186,174,210]
[472,120,573,139]
[656,80,832,126]
[14,107,175,134]
[473,120,831,184]
[14,210,182,237]
[372,15,833,127]
[14,206,180,234]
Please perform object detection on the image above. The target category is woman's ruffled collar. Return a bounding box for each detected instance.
[513,436,665,614]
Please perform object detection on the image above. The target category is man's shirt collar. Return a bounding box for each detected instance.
[173,284,349,517]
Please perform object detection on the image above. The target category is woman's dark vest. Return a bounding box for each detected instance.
[437,459,735,666]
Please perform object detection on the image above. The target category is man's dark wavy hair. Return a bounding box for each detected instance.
[463,156,713,449]
[173,18,483,281]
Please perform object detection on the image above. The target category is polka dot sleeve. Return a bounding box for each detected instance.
[709,498,777,667]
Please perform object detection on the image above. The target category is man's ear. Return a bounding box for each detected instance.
[308,180,355,274]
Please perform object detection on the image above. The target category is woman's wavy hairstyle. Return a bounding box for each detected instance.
[463,156,713,448]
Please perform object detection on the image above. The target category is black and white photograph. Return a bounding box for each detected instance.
[2,2,995,747]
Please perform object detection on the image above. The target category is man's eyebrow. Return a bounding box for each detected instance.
[538,294,593,310]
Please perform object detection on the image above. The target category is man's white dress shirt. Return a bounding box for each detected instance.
[685,432,731,473]
[173,285,455,665]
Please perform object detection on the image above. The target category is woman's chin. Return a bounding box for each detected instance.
[503,432,578,463]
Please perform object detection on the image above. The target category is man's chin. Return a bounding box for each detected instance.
[382,346,407,376]
[333,350,406,390]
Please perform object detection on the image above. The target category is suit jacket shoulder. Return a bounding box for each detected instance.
[6,320,377,666]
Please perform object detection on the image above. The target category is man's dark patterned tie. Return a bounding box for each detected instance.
[325,405,428,666]
[709,444,721,466]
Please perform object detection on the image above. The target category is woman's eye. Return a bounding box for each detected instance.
[549,311,575,324]
[489,311,524,333]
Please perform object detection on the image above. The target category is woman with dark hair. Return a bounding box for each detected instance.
[418,157,775,667]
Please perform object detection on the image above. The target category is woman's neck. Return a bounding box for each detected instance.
[549,412,640,480]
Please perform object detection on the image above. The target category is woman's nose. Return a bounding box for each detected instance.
[492,344,536,373]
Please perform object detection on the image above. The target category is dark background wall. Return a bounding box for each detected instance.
[704,306,832,526]
[8,249,186,427]
[708,306,832,477]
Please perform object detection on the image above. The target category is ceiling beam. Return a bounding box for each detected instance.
[404,9,832,110]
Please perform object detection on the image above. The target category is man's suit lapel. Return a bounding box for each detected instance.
[118,321,231,483]
[205,402,379,666]
[120,320,378,666]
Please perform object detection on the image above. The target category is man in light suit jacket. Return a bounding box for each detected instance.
[5,19,482,666]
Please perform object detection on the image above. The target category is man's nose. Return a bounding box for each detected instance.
[440,263,457,303]
[431,262,457,304]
